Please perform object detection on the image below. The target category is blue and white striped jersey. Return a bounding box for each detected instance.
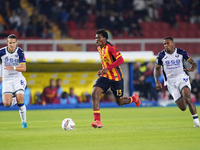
[0,46,26,81]
[155,48,190,84]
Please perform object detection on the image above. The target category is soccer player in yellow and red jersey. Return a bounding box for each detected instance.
[91,29,141,128]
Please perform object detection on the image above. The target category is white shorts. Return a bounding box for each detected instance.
[166,75,191,102]
[2,76,27,95]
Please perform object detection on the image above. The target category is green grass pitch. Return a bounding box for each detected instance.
[0,106,200,150]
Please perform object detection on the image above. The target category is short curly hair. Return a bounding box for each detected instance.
[96,29,108,39]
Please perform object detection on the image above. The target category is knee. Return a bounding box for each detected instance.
[3,101,11,107]
[180,106,187,111]
[91,92,99,101]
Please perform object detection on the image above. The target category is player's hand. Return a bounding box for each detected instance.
[156,82,162,90]
[101,68,108,75]
[97,70,101,76]
[184,68,194,72]
[97,68,108,76]
[4,65,14,71]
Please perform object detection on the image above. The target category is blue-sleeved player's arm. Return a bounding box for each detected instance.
[177,48,191,61]
[177,49,197,72]
[18,48,26,64]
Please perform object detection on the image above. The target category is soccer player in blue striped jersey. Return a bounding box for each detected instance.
[154,36,200,127]
[0,34,28,128]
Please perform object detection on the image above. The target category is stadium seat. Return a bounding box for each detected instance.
[151,22,160,30]
[187,23,197,31]
[177,30,187,38]
[86,29,96,39]
[168,29,178,38]
[175,43,186,50]
[151,30,160,38]
[142,30,151,38]
[140,22,152,30]
[87,44,96,51]
[88,14,96,22]
[57,45,64,51]
[78,29,87,39]
[186,30,196,38]
[68,21,77,30]
[86,22,96,29]
[122,31,129,38]
[69,30,77,39]
[159,22,170,30]
[178,22,188,30]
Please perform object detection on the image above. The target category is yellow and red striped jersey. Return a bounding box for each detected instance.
[98,42,123,81]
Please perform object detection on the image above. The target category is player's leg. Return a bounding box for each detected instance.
[16,91,27,128]
[91,86,104,128]
[91,77,108,128]
[175,97,187,111]
[91,86,103,119]
[2,94,13,107]
[115,93,140,107]
[181,86,200,127]
[111,79,141,107]
[2,83,16,107]
[14,76,27,128]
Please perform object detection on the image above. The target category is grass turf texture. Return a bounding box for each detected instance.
[0,107,200,150]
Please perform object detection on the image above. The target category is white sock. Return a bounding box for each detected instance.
[10,97,17,107]
[192,114,200,125]
[18,104,27,123]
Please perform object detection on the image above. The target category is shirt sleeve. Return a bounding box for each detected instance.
[106,46,124,70]
[17,49,26,64]
[109,46,122,60]
[155,56,162,67]
[182,50,191,61]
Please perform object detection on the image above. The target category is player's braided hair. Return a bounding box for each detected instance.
[96,29,108,39]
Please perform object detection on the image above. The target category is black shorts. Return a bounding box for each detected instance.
[93,76,124,98]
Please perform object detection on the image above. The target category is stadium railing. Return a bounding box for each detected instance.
[0,38,200,54]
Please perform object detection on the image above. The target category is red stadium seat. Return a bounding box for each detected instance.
[68,21,77,30]
[86,29,96,39]
[88,14,96,22]
[142,30,151,38]
[78,29,87,39]
[69,30,78,39]
[57,45,64,51]
[122,31,129,38]
[151,30,160,38]
[168,29,178,38]
[86,22,96,29]
[140,22,152,30]
[87,44,96,51]
[186,30,196,38]
[159,22,170,30]
[178,22,188,30]
[27,44,37,51]
[177,30,187,38]
[187,23,197,31]
[151,22,161,30]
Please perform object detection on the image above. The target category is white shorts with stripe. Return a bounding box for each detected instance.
[166,74,191,102]
[2,75,27,95]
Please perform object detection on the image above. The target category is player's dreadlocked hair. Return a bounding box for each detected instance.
[96,29,108,40]
[7,34,17,41]
[164,36,174,42]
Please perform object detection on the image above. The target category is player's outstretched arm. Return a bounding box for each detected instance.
[4,63,26,72]
[184,58,197,72]
[154,65,162,90]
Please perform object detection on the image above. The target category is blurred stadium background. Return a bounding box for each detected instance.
[0,0,200,105]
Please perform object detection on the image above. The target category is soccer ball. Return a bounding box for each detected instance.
[61,118,75,130]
